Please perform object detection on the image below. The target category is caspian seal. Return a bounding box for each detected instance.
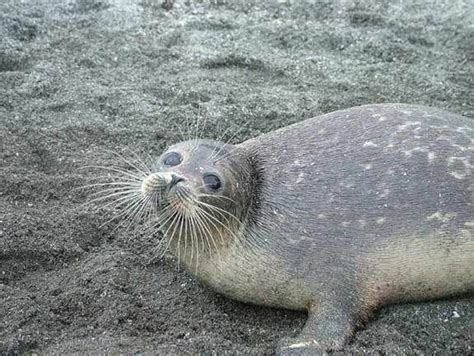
[107,103,474,353]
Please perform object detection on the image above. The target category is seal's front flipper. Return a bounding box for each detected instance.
[276,300,356,355]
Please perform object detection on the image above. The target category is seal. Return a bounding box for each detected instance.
[110,103,474,353]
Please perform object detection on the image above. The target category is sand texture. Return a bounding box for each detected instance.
[1,0,473,354]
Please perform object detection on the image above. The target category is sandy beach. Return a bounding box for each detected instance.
[1,0,473,354]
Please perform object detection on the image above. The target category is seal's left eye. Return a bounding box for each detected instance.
[163,152,182,166]
[203,174,221,191]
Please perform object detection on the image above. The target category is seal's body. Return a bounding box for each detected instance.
[134,104,473,353]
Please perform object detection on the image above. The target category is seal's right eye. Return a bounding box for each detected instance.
[203,173,221,191]
[163,152,182,166]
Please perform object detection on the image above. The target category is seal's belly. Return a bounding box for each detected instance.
[365,231,474,304]
[196,250,314,310]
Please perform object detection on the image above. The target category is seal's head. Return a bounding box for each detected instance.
[141,139,260,264]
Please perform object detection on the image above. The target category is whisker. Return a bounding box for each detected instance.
[194,208,222,263]
[210,122,249,160]
[85,189,141,204]
[77,174,142,186]
[177,207,186,270]
[98,194,146,229]
[120,147,153,175]
[192,211,212,258]
[78,192,141,212]
[158,208,183,259]
[197,192,238,204]
[213,150,244,164]
[149,213,176,260]
[146,209,178,263]
[144,206,175,244]
[121,195,152,236]
[87,185,141,196]
[103,148,150,176]
[193,214,200,274]
[196,200,242,224]
[80,165,146,181]
[91,193,141,212]
[74,181,141,192]
[194,206,242,241]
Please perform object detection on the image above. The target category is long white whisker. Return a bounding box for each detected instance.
[76,181,141,192]
[81,165,146,181]
[194,208,222,263]
[197,200,241,223]
[194,206,241,241]
[197,192,237,204]
[159,207,183,259]
[86,189,141,204]
[152,208,179,258]
[120,147,153,175]
[122,195,152,236]
[88,185,141,197]
[177,208,186,269]
[98,194,145,229]
[103,149,150,176]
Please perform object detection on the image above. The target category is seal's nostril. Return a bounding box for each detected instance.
[170,174,184,187]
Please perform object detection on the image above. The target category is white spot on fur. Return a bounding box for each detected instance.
[286,340,320,349]
[464,221,474,228]
[379,189,390,198]
[403,147,427,157]
[296,172,305,184]
[447,156,472,179]
[361,163,372,170]
[317,213,326,219]
[455,144,474,152]
[426,212,456,223]
[376,217,386,224]
[429,124,452,131]
[459,229,471,239]
[378,116,387,122]
[363,141,378,148]
[294,160,305,168]
[342,181,354,189]
[342,221,351,227]
[397,121,421,132]
[457,126,473,133]
[358,219,367,227]
[428,152,436,163]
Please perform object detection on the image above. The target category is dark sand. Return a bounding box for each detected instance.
[1,0,473,354]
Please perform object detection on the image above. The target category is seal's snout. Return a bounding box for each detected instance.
[170,174,185,188]
[141,172,186,197]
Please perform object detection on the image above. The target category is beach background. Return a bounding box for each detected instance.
[1,0,473,354]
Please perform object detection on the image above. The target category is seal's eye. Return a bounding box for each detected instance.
[163,152,182,166]
[203,173,221,191]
